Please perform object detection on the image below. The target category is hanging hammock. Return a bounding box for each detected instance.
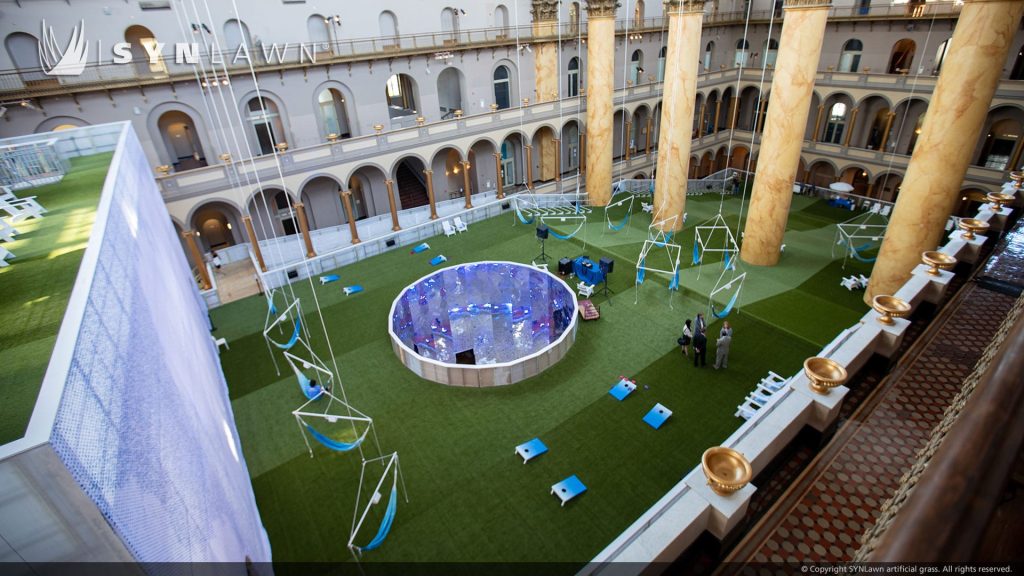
[669,268,680,291]
[286,353,323,400]
[607,213,630,231]
[712,287,741,319]
[849,245,877,263]
[692,242,702,265]
[548,220,585,240]
[305,424,367,452]
[636,257,646,285]
[270,317,302,350]
[515,205,535,225]
[654,231,674,247]
[358,485,398,552]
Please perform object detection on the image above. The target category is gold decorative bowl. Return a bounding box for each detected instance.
[275,142,288,152]
[987,192,1014,210]
[326,133,339,142]
[701,447,752,496]
[922,251,956,276]
[1010,171,1023,189]
[219,153,232,162]
[958,218,989,240]
[803,357,848,395]
[872,295,911,325]
[155,164,170,176]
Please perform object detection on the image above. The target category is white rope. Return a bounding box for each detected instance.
[513,0,528,190]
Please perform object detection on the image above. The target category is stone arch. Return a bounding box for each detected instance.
[147,102,215,171]
[35,116,90,133]
[299,174,346,230]
[531,124,559,185]
[346,163,389,219]
[391,153,431,209]
[468,139,500,195]
[807,159,839,188]
[246,186,298,240]
[429,146,467,202]
[238,89,293,155]
[189,200,244,252]
[873,172,903,202]
[312,80,358,140]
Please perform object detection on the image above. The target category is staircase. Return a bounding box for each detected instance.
[396,162,429,209]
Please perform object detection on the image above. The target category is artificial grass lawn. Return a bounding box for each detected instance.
[212,193,873,563]
[0,153,112,445]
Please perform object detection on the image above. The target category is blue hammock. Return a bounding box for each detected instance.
[669,268,680,291]
[849,247,877,263]
[549,226,580,240]
[654,231,674,247]
[306,424,364,452]
[359,486,398,552]
[607,213,630,231]
[515,207,535,225]
[636,258,646,285]
[271,318,302,350]
[692,243,702,265]
[712,289,741,319]
[296,371,322,400]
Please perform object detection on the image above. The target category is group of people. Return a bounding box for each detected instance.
[677,313,732,370]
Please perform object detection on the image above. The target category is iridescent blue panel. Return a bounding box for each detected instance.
[392,263,574,365]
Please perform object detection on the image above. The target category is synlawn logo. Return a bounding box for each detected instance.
[37,20,320,77]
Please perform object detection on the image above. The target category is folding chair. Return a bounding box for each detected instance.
[551,475,587,506]
[514,437,549,464]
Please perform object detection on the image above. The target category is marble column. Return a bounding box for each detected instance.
[339,190,361,244]
[740,0,831,266]
[584,0,618,206]
[843,107,859,147]
[293,201,316,258]
[461,161,473,209]
[525,145,534,187]
[580,132,587,175]
[878,111,896,152]
[493,153,505,199]
[653,0,705,231]
[183,230,211,290]
[865,0,1024,303]
[554,139,562,182]
[697,103,707,137]
[713,100,722,134]
[423,169,439,219]
[242,215,267,272]
[531,1,560,103]
[385,179,401,231]
[625,120,633,160]
[729,98,740,129]
[756,99,768,133]
[812,103,825,142]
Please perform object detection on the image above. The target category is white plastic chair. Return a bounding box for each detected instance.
[858,274,870,287]
[641,202,653,214]
[0,197,44,223]
[213,336,229,351]
[442,221,457,237]
[0,219,17,242]
[577,282,594,298]
[0,245,13,267]
[453,216,468,233]
[841,277,860,291]
[734,399,760,420]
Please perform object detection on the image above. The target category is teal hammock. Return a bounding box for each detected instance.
[607,213,630,231]
[636,258,646,285]
[669,268,680,291]
[305,424,365,452]
[712,289,741,319]
[549,226,580,240]
[654,231,674,247]
[849,243,877,263]
[512,206,536,224]
[358,485,398,552]
[271,318,302,350]
[692,243,702,265]
[295,370,322,400]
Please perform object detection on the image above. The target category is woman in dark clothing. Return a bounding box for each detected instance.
[678,319,693,357]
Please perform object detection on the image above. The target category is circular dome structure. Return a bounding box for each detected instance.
[389,261,578,387]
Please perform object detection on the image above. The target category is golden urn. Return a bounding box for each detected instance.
[921,251,956,276]
[275,142,288,152]
[155,164,170,176]
[1010,171,1023,189]
[986,191,1014,211]
[958,218,989,240]
[872,295,911,325]
[803,357,847,395]
[701,447,752,496]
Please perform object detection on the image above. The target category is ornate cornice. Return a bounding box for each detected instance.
[665,0,707,14]
[585,0,621,18]
[531,0,560,22]
[783,0,832,8]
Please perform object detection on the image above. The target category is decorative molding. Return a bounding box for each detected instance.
[783,0,832,8]
[531,0,560,22]
[585,0,621,18]
[665,0,707,14]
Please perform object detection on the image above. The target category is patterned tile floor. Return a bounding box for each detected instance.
[722,284,1017,566]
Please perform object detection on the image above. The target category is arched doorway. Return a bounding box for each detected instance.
[437,67,465,119]
[763,39,779,68]
[561,121,581,176]
[316,87,353,139]
[703,42,714,72]
[245,97,286,155]
[975,109,1023,170]
[247,188,297,240]
[888,39,916,74]
[532,126,558,185]
[630,50,644,84]
[567,57,581,97]
[820,95,854,144]
[874,173,903,202]
[191,201,242,252]
[379,11,400,47]
[469,139,499,193]
[735,39,750,67]
[500,133,526,190]
[839,166,870,196]
[808,161,838,189]
[394,156,429,207]
[494,65,512,109]
[125,25,168,77]
[1011,44,1024,81]
[385,73,419,119]
[223,19,252,56]
[429,148,465,201]
[300,176,345,230]
[307,15,332,56]
[158,110,207,171]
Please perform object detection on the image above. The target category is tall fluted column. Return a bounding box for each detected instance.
[423,169,439,219]
[653,0,705,231]
[866,0,1024,303]
[339,190,361,244]
[242,215,267,272]
[584,0,619,206]
[294,201,316,258]
[493,153,505,198]
[183,230,211,290]
[877,111,896,151]
[843,107,860,147]
[385,179,401,231]
[532,1,561,182]
[740,0,831,266]
[812,104,825,142]
[461,161,473,209]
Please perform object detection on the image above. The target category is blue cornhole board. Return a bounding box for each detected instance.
[609,378,637,401]
[411,243,430,254]
[343,285,364,295]
[514,437,548,464]
[320,274,340,285]
[430,255,447,266]
[551,474,587,506]
[643,403,673,429]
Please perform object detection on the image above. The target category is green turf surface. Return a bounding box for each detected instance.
[0,153,112,445]
[212,193,873,563]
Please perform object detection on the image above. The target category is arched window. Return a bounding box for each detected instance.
[633,0,645,23]
[703,42,714,72]
[734,39,750,67]
[567,57,580,97]
[385,73,417,118]
[379,11,399,45]
[839,39,863,73]
[441,7,459,40]
[630,50,644,84]
[824,102,848,144]
[494,65,511,109]
[5,32,50,84]
[247,97,284,155]
[317,88,351,139]
[307,15,332,54]
[125,25,167,77]
[763,38,779,68]
[932,39,951,75]
[223,19,252,56]
[888,39,916,74]
[495,5,509,34]
[658,47,667,81]
[569,2,581,36]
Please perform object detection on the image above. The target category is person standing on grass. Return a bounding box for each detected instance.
[695,312,706,336]
[693,328,707,368]
[720,320,732,339]
[678,319,693,357]
[714,331,732,370]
